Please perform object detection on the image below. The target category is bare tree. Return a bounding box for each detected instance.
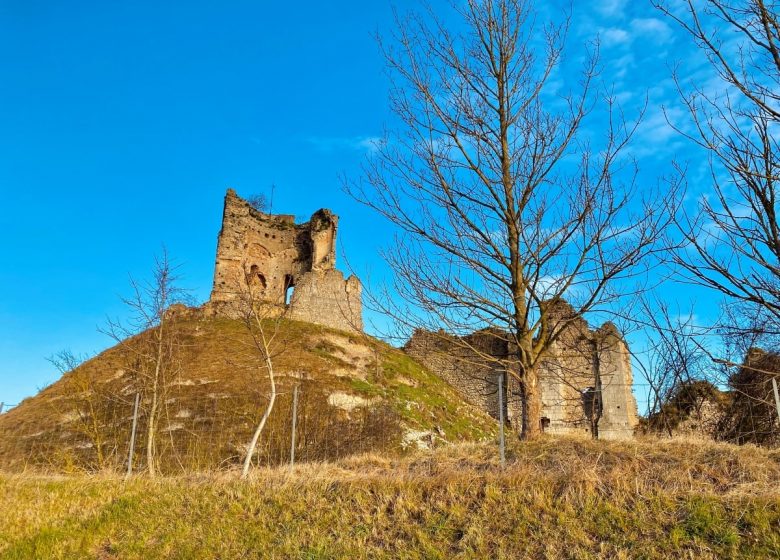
[103,249,187,477]
[48,350,117,470]
[348,0,675,438]
[718,346,780,445]
[649,1,780,443]
[631,297,718,436]
[656,0,780,333]
[246,193,269,213]
[238,261,283,479]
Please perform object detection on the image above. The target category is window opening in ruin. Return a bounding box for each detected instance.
[540,417,551,431]
[582,386,600,420]
[284,274,295,306]
[249,265,267,291]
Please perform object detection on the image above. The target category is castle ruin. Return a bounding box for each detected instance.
[205,190,636,438]
[405,302,638,439]
[207,189,363,333]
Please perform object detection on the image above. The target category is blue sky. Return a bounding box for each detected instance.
[0,0,715,409]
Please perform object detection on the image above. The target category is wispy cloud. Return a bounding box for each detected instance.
[306,135,384,154]
[630,17,673,44]
[599,17,674,49]
[628,101,687,159]
[602,27,631,47]
[595,0,629,18]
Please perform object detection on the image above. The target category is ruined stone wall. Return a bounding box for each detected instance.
[536,310,596,438]
[593,324,638,439]
[288,270,363,332]
[208,189,362,333]
[404,329,506,420]
[404,307,639,440]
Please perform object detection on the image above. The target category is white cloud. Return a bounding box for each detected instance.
[641,107,679,143]
[534,274,569,298]
[612,52,636,79]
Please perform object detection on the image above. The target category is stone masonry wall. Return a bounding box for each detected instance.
[208,189,362,333]
[404,307,638,440]
[404,329,509,421]
[593,324,638,439]
[288,270,363,332]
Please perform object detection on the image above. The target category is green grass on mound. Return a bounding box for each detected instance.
[1,438,778,559]
[0,316,496,473]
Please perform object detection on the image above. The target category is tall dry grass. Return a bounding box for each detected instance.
[1,437,778,559]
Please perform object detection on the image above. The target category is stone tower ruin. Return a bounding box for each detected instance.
[207,189,363,333]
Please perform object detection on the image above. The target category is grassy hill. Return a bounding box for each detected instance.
[0,437,778,559]
[0,314,495,473]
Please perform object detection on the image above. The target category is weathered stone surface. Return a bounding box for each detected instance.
[288,270,363,332]
[404,304,638,440]
[404,328,510,422]
[207,189,362,333]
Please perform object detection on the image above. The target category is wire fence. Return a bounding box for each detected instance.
[0,402,16,415]
[0,383,403,475]
[2,371,779,475]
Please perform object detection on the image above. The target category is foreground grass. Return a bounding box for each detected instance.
[1,438,779,559]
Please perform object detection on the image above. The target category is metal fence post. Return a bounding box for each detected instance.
[126,393,140,479]
[772,378,780,427]
[498,373,505,467]
[290,385,299,468]
[0,402,4,415]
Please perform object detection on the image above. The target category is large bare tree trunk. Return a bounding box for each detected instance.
[521,371,542,439]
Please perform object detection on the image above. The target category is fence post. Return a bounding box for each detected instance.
[0,402,4,415]
[290,385,299,468]
[126,393,140,479]
[772,378,780,427]
[498,373,505,467]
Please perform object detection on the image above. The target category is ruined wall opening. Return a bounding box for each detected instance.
[210,190,363,332]
[582,386,601,422]
[249,265,267,291]
[284,274,295,306]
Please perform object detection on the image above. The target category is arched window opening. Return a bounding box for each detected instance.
[249,265,267,291]
[284,274,295,306]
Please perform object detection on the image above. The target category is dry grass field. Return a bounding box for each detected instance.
[1,437,778,559]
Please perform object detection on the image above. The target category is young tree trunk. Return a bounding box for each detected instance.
[87,399,106,468]
[100,248,186,476]
[241,312,278,479]
[146,323,165,478]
